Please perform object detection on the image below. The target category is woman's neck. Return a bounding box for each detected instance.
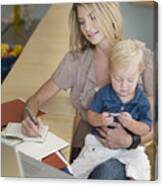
[95,39,112,57]
[92,41,111,87]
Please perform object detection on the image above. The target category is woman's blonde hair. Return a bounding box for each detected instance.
[110,39,145,73]
[69,2,123,51]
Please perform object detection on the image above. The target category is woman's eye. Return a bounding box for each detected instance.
[78,21,85,26]
[90,15,96,20]
[78,18,85,26]
[128,79,134,83]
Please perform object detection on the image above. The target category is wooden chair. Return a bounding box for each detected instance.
[145,96,157,180]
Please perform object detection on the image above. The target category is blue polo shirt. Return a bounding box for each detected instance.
[90,84,151,134]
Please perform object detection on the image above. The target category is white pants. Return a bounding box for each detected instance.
[71,134,150,180]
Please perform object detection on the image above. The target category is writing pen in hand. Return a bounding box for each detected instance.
[25,107,41,137]
[25,107,38,126]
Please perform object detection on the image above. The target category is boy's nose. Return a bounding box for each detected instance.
[121,81,128,88]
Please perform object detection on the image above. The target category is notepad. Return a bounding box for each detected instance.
[1,122,48,143]
[16,132,69,160]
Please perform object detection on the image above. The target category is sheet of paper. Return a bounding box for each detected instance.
[1,137,22,146]
[1,123,48,143]
[15,132,69,160]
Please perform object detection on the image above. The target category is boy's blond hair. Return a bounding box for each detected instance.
[110,39,144,74]
[69,2,123,51]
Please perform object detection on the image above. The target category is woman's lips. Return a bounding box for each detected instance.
[87,31,99,38]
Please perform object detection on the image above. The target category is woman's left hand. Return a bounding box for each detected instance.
[96,122,132,149]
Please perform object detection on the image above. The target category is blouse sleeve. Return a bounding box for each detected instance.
[142,47,154,96]
[134,40,154,96]
[51,51,79,90]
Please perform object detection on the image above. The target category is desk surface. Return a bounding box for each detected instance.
[2,4,75,172]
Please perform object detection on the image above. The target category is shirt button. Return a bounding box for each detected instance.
[120,106,125,111]
[94,87,100,92]
[92,148,95,151]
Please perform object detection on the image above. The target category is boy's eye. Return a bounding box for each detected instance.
[114,77,122,82]
[113,75,121,81]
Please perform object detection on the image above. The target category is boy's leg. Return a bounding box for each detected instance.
[88,158,128,180]
[71,135,120,178]
[117,147,150,180]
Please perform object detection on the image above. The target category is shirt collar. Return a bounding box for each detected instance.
[102,84,143,105]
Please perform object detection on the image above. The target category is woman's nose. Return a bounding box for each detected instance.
[85,19,92,32]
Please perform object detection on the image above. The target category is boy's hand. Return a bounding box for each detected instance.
[118,112,133,128]
[100,112,114,126]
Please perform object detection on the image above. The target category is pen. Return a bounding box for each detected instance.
[25,107,38,126]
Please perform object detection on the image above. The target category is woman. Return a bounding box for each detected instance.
[22,2,154,180]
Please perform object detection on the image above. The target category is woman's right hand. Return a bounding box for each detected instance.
[21,116,42,137]
[21,79,60,137]
[96,122,132,149]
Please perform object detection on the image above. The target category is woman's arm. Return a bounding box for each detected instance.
[96,123,133,149]
[96,123,153,149]
[25,78,60,115]
[22,78,60,136]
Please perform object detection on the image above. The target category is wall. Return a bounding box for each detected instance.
[1,4,50,20]
[1,2,157,50]
[120,2,157,50]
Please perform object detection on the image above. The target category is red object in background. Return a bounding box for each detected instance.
[42,152,67,169]
[1,98,46,129]
[1,99,69,172]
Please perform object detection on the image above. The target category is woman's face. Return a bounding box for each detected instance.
[77,6,105,45]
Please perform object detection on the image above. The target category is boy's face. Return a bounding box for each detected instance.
[110,67,140,98]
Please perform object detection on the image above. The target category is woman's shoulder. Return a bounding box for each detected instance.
[64,48,93,64]
[133,39,153,65]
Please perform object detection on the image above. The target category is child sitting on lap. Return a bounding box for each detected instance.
[71,39,152,180]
